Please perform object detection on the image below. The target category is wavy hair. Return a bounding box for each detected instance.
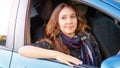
[40,3,88,54]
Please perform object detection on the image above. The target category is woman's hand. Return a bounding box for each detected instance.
[55,51,83,67]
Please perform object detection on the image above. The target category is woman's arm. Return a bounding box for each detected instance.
[18,46,57,59]
[18,46,82,66]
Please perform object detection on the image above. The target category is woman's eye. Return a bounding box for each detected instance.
[71,15,76,19]
[61,17,66,20]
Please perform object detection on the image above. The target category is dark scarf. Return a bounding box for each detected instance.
[59,33,82,49]
[59,33,97,66]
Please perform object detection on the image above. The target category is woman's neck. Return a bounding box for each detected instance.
[64,33,75,38]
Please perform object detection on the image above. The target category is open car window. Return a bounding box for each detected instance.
[24,0,120,65]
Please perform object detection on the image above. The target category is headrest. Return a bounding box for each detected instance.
[71,0,88,16]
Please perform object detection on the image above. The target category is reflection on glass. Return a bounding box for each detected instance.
[0,0,13,46]
[0,35,6,45]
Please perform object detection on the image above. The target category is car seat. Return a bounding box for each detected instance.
[88,11,120,59]
[31,0,52,43]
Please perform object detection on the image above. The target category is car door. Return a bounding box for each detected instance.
[0,0,20,68]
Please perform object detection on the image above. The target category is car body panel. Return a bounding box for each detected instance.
[0,0,120,68]
[0,49,11,68]
[101,54,120,68]
[11,52,70,68]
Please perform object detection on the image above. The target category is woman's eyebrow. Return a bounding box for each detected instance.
[60,13,76,16]
[70,13,76,16]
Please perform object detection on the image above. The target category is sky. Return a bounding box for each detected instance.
[0,0,13,35]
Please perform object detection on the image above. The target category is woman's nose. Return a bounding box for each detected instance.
[66,18,72,24]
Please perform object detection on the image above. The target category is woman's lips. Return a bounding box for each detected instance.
[65,26,74,29]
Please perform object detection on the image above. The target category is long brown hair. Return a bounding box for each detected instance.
[40,3,88,54]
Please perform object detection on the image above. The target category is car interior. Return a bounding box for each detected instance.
[28,0,120,63]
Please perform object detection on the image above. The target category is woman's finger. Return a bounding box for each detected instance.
[56,54,73,66]
[60,59,73,67]
[65,55,83,65]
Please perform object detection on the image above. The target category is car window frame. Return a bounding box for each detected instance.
[77,0,120,22]
[12,0,31,51]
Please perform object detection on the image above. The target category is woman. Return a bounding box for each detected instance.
[19,3,101,67]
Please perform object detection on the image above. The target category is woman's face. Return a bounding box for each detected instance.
[58,7,77,38]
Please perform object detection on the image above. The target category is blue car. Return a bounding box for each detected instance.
[101,54,120,68]
[0,0,120,68]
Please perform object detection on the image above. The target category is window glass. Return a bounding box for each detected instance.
[0,0,13,46]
